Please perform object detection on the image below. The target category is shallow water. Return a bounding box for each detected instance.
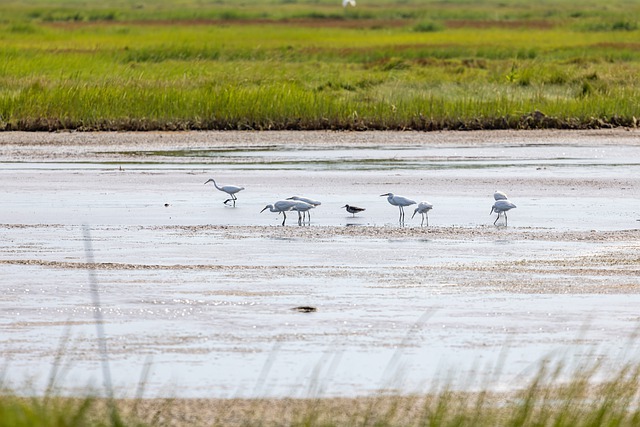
[1,131,640,398]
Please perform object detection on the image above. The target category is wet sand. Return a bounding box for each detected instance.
[1,130,640,407]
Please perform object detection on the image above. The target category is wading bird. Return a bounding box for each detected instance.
[412,201,433,226]
[342,204,365,217]
[494,190,508,201]
[491,199,517,226]
[204,178,244,206]
[291,201,315,225]
[381,193,416,223]
[287,196,321,222]
[261,200,297,226]
[342,0,356,7]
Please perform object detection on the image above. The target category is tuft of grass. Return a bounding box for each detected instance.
[2,355,640,426]
[413,20,444,32]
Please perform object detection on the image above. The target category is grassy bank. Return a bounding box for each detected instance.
[3,358,640,426]
[1,0,640,131]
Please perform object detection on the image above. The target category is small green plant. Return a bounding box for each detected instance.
[413,21,443,32]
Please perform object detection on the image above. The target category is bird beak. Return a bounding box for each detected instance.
[260,206,268,213]
[204,179,212,185]
[380,193,389,197]
[490,207,494,215]
[412,210,417,219]
[341,205,347,208]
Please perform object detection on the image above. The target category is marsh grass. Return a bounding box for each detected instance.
[4,356,640,426]
[2,0,640,130]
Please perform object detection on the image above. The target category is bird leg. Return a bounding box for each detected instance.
[504,212,508,227]
[493,213,500,225]
[421,214,424,227]
[282,212,287,226]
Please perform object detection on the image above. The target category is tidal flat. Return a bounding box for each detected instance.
[1,130,639,402]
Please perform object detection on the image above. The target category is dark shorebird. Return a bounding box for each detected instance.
[342,204,365,217]
[204,178,245,206]
[412,201,433,226]
[491,199,517,226]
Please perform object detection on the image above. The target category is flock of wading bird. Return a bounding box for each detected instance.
[204,179,517,226]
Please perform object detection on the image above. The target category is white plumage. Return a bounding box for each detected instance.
[412,201,433,226]
[261,200,297,226]
[491,199,517,226]
[381,193,416,222]
[204,178,245,206]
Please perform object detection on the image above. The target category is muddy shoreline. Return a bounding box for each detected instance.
[1,129,640,403]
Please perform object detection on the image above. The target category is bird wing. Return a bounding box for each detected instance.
[395,196,416,205]
[494,200,516,210]
[274,200,296,211]
[494,191,508,200]
[292,201,314,211]
[223,185,244,193]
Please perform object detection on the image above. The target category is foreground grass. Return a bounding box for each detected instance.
[3,359,640,426]
[1,0,640,130]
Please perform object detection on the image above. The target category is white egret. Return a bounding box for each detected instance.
[287,196,321,206]
[342,0,356,7]
[261,200,297,226]
[491,199,517,226]
[287,196,321,221]
[342,204,365,217]
[412,201,433,226]
[204,178,244,206]
[291,201,315,225]
[381,193,416,222]
[494,190,508,201]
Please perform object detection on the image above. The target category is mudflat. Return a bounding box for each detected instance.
[1,130,639,423]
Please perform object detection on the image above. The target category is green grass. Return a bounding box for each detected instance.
[2,357,640,426]
[1,0,640,130]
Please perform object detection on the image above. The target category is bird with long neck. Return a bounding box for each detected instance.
[204,178,244,206]
[287,196,320,222]
[290,201,315,225]
[381,193,416,223]
[491,199,516,226]
[412,201,433,226]
[261,200,297,226]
